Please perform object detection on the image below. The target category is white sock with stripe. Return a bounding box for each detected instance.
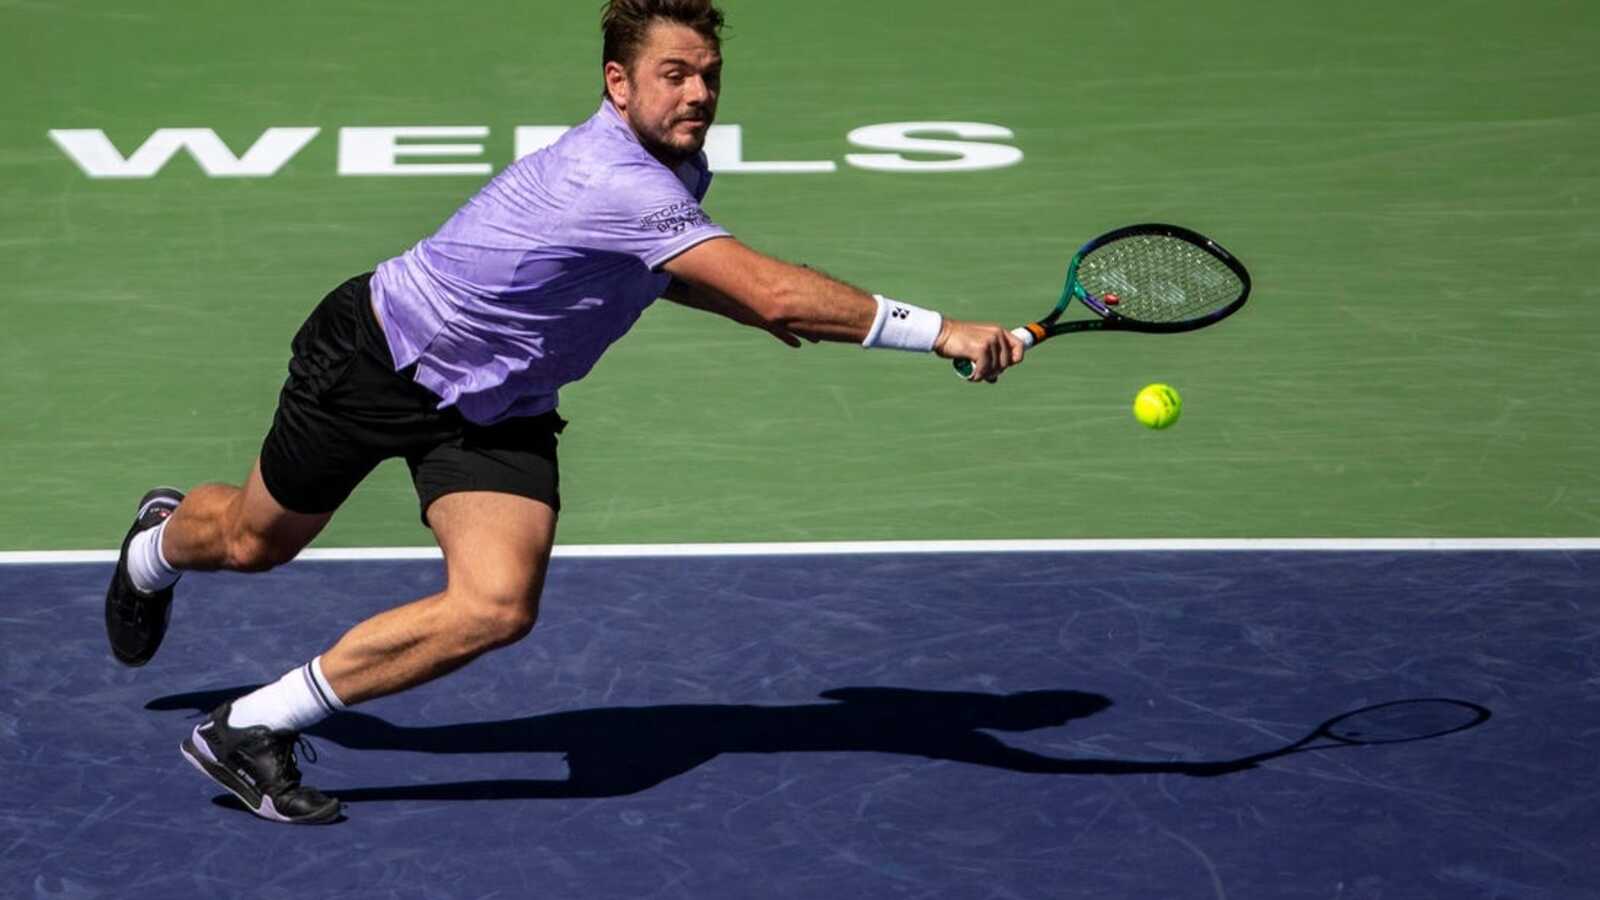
[227,656,347,733]
[127,520,181,594]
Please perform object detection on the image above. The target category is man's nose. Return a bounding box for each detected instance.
[683,75,711,105]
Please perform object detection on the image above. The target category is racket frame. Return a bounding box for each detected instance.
[953,222,1251,379]
[1031,222,1253,342]
[1230,698,1492,768]
[1311,698,1491,747]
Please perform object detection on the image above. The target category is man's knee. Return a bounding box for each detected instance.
[430,492,557,652]
[215,465,328,573]
[451,575,544,649]
[474,602,541,649]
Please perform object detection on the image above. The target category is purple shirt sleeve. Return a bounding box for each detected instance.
[573,156,727,270]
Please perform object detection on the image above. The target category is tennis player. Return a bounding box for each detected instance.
[104,0,1024,824]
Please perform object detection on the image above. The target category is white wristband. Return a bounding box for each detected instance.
[862,295,943,352]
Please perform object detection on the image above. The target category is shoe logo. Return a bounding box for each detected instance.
[235,768,258,788]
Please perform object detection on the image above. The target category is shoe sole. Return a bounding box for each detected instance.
[180,732,342,825]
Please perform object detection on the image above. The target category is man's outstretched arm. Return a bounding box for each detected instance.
[661,236,1024,382]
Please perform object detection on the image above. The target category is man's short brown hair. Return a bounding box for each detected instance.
[601,0,725,73]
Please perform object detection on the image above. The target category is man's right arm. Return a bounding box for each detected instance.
[660,236,1023,381]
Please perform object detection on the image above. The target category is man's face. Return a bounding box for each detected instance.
[606,21,721,165]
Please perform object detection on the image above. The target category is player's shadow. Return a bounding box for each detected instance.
[148,685,1265,804]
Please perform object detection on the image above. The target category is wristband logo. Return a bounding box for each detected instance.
[891,307,910,319]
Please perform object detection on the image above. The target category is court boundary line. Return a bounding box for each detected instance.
[3,537,1598,565]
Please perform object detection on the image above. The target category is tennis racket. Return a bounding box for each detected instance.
[1205,698,1491,773]
[953,223,1252,380]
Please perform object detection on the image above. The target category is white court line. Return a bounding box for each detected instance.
[2,537,1598,565]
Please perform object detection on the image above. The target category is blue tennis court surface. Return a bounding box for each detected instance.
[4,550,1597,898]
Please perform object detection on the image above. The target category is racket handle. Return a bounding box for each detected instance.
[951,327,1036,380]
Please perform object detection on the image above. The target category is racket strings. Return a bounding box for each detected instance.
[1077,235,1243,323]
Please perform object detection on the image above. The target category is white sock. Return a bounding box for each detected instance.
[127,520,181,594]
[228,656,347,733]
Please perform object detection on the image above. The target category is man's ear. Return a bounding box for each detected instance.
[604,61,630,109]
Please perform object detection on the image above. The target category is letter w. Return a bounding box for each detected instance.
[48,128,319,178]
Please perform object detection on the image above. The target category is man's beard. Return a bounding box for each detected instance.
[636,114,711,166]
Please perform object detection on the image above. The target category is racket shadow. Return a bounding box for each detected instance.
[144,688,1492,804]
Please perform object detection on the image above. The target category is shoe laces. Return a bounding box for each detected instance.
[115,588,147,625]
[116,576,166,625]
[268,734,319,787]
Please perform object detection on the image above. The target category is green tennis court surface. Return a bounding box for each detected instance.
[4,0,1597,549]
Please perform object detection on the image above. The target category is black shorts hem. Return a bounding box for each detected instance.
[257,443,352,516]
[416,486,561,528]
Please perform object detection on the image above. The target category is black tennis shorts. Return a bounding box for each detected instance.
[258,273,564,523]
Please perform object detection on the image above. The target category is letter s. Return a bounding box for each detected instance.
[844,122,1023,173]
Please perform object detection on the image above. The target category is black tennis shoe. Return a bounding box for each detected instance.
[104,487,185,667]
[180,703,342,825]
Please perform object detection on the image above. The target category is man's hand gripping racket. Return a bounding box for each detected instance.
[950,223,1253,381]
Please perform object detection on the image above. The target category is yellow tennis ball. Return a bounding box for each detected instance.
[1133,383,1182,429]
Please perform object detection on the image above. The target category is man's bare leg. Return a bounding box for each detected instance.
[179,490,555,823]
[317,491,557,704]
[161,459,333,573]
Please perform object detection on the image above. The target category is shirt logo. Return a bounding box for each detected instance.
[639,201,713,235]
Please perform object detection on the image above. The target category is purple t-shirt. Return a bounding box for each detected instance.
[371,100,728,424]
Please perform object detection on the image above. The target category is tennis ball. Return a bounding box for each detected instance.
[1133,383,1182,429]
